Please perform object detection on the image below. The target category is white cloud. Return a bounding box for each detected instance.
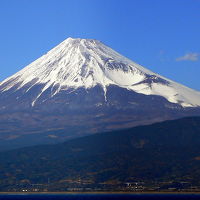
[176,53,199,62]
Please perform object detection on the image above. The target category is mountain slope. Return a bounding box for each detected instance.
[1,38,200,107]
[0,38,200,149]
[0,117,200,191]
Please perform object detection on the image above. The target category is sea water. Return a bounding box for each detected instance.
[0,194,200,200]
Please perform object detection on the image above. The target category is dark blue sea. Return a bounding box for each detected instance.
[0,194,200,200]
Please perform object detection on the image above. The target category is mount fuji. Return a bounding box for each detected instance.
[0,38,200,149]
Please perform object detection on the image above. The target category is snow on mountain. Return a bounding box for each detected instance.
[0,37,200,107]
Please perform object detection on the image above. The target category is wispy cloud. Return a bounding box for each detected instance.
[176,53,200,62]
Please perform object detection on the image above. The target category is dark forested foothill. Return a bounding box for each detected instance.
[0,117,200,191]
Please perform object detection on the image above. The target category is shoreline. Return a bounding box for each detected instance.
[1,191,200,195]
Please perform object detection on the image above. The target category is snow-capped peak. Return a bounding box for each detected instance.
[0,37,200,107]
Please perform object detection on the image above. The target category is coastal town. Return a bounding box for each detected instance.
[3,181,200,193]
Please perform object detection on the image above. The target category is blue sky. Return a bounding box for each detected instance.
[0,0,200,90]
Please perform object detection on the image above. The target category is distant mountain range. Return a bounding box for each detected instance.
[0,38,200,149]
[1,117,200,191]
